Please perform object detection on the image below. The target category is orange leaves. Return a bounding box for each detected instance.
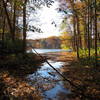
[74,1,86,10]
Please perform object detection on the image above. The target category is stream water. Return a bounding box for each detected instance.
[26,49,71,100]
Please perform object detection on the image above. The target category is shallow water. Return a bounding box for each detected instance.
[26,60,71,100]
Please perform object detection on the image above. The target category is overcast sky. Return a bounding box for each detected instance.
[27,0,65,39]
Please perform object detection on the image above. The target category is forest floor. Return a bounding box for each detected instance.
[0,53,45,100]
[0,52,100,100]
[43,52,100,100]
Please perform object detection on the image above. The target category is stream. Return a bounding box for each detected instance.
[26,49,71,100]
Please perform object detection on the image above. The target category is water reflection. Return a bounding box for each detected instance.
[27,60,71,100]
[27,60,63,79]
[44,81,71,100]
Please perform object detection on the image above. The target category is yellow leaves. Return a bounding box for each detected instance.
[60,32,72,40]
[74,1,86,10]
[60,31,73,49]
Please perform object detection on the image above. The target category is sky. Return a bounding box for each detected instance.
[27,1,65,39]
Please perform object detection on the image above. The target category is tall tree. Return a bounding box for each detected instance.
[2,0,13,40]
[94,0,98,66]
[23,0,27,53]
[12,0,17,41]
[87,0,91,58]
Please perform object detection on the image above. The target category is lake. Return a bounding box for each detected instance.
[27,49,72,54]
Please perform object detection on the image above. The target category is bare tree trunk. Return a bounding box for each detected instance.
[83,15,87,48]
[73,17,77,51]
[76,15,82,49]
[94,0,98,66]
[87,0,91,58]
[90,4,93,48]
[2,0,13,40]
[23,0,27,53]
[2,17,5,41]
[76,15,80,59]
[12,1,17,41]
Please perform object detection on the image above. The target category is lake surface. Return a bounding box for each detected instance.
[27,49,72,54]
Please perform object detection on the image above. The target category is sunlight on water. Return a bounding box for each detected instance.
[27,49,72,54]
[32,49,68,53]
[27,60,71,100]
[27,60,64,79]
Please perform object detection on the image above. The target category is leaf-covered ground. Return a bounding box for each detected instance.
[0,72,42,100]
[0,52,100,100]
[43,52,100,100]
[0,53,45,100]
[60,52,100,100]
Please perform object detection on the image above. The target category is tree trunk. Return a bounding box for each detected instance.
[76,15,82,49]
[94,0,98,66]
[73,17,77,51]
[2,0,13,40]
[87,0,91,58]
[76,15,80,59]
[70,0,80,59]
[1,16,5,48]
[83,15,88,48]
[23,0,27,53]
[12,1,17,41]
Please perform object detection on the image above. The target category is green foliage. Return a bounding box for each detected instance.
[79,48,100,58]
[78,48,100,66]
[61,44,71,50]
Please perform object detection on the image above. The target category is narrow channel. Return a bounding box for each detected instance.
[26,49,71,100]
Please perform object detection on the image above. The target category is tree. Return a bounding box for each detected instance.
[23,0,27,53]
[59,0,100,62]
[94,0,98,66]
